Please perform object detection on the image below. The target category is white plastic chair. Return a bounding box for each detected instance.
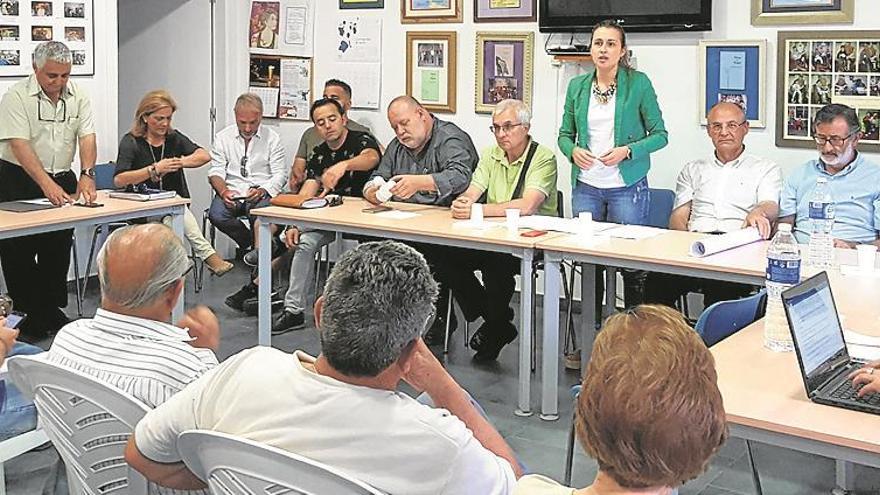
[7,355,149,495]
[177,430,384,495]
[0,428,49,494]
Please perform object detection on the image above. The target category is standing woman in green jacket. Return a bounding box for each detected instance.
[558,20,668,306]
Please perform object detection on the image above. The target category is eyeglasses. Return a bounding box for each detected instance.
[489,122,524,134]
[37,96,66,123]
[708,120,746,133]
[813,131,856,147]
[240,155,249,178]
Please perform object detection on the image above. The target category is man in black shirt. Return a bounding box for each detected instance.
[272,98,380,334]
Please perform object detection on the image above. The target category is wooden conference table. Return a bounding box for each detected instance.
[0,191,190,321]
[252,198,565,416]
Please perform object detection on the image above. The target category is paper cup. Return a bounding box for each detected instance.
[471,203,484,224]
[505,208,520,232]
[857,244,877,271]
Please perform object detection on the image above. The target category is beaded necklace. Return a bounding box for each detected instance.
[592,80,617,105]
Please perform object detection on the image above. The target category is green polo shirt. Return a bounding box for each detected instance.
[0,74,95,174]
[471,139,558,216]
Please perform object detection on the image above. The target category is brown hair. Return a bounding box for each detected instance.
[592,19,631,69]
[131,90,177,137]
[576,305,728,489]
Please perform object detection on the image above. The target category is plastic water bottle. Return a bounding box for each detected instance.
[764,223,801,352]
[807,177,835,269]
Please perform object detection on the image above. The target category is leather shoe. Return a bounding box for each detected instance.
[470,321,518,362]
[272,310,305,335]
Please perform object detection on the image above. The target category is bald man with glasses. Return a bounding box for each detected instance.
[0,41,97,338]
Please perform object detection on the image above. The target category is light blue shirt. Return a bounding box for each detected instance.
[780,153,880,243]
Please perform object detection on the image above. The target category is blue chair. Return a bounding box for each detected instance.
[646,188,675,229]
[694,289,767,347]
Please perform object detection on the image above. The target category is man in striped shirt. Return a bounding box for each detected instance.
[45,223,218,494]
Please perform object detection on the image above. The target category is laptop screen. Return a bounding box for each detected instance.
[784,276,846,376]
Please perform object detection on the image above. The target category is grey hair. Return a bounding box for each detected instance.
[97,224,190,310]
[234,93,263,113]
[320,241,439,377]
[33,41,71,69]
[813,103,861,136]
[493,99,531,126]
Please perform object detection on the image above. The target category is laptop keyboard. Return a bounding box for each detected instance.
[828,380,880,406]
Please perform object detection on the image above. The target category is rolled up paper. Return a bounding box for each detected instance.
[689,227,763,257]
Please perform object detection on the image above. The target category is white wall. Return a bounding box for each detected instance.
[215,0,880,216]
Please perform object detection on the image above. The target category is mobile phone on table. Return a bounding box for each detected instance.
[3,311,26,329]
[74,202,104,208]
[520,230,548,238]
[362,205,392,214]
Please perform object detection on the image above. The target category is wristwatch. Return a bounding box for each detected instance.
[81,168,96,179]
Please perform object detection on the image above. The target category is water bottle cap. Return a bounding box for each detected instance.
[778,223,792,232]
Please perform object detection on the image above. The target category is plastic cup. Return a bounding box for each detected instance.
[471,203,484,224]
[578,211,593,236]
[857,244,877,271]
[505,208,520,232]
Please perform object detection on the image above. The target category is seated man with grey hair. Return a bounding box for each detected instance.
[443,99,557,361]
[125,241,521,495]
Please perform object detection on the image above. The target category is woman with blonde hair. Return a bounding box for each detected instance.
[515,305,728,494]
[114,90,233,276]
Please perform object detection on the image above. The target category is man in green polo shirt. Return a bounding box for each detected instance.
[0,41,97,338]
[433,99,557,361]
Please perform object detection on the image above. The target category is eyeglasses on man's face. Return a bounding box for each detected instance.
[813,131,857,147]
[708,120,746,134]
[489,122,524,135]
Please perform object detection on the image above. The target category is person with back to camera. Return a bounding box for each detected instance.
[558,20,668,362]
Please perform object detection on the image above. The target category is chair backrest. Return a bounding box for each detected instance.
[694,290,767,347]
[647,188,675,229]
[94,162,116,190]
[7,355,150,495]
[177,430,384,495]
[556,190,565,219]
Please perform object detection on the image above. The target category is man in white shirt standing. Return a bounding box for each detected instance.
[646,102,782,308]
[125,241,520,495]
[207,93,287,257]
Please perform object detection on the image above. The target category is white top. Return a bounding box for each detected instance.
[134,347,517,495]
[579,90,625,189]
[208,123,288,197]
[675,151,782,233]
[46,308,218,495]
[513,474,575,495]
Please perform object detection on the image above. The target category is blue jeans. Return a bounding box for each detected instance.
[571,177,650,309]
[0,342,43,441]
[571,177,650,225]
[208,194,272,249]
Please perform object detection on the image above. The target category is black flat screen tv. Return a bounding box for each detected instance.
[539,0,712,33]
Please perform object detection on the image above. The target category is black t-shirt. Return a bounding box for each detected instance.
[114,130,200,198]
[306,130,380,197]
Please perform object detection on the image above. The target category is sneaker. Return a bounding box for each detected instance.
[424,311,457,346]
[242,291,283,316]
[243,249,259,267]
[470,321,518,362]
[225,283,257,311]
[272,310,306,335]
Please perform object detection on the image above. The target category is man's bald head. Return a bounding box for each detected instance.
[97,224,190,310]
[387,95,432,152]
[707,101,746,123]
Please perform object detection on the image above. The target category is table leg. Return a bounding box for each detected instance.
[540,252,562,420]
[580,264,597,371]
[170,208,185,322]
[835,460,854,493]
[516,249,533,417]
[257,221,272,346]
[604,267,616,317]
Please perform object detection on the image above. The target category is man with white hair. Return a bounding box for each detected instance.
[445,99,557,361]
[0,41,97,338]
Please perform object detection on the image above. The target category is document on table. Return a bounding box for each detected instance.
[689,227,763,257]
[604,224,664,240]
[452,219,503,230]
[517,215,615,234]
[844,329,880,362]
[375,210,420,220]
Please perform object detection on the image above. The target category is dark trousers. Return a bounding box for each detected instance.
[207,194,271,249]
[0,160,77,326]
[645,272,754,310]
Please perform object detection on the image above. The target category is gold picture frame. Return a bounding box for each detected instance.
[751,0,854,25]
[474,32,534,114]
[406,31,457,113]
[401,0,463,24]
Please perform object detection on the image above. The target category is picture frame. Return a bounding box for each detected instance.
[474,31,534,114]
[401,0,462,24]
[0,0,95,77]
[776,30,880,150]
[339,0,384,9]
[474,0,536,23]
[698,40,767,128]
[406,31,457,113]
[751,0,854,25]
[248,54,312,120]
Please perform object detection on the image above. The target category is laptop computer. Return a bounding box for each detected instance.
[782,271,880,415]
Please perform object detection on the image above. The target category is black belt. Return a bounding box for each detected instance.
[48,170,74,178]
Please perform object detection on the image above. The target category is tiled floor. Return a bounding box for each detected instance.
[10,262,880,494]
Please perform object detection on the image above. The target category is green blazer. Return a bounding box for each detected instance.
[558,67,668,187]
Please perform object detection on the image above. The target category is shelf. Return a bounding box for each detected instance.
[552,54,592,63]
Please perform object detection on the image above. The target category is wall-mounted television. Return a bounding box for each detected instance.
[539,0,712,33]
